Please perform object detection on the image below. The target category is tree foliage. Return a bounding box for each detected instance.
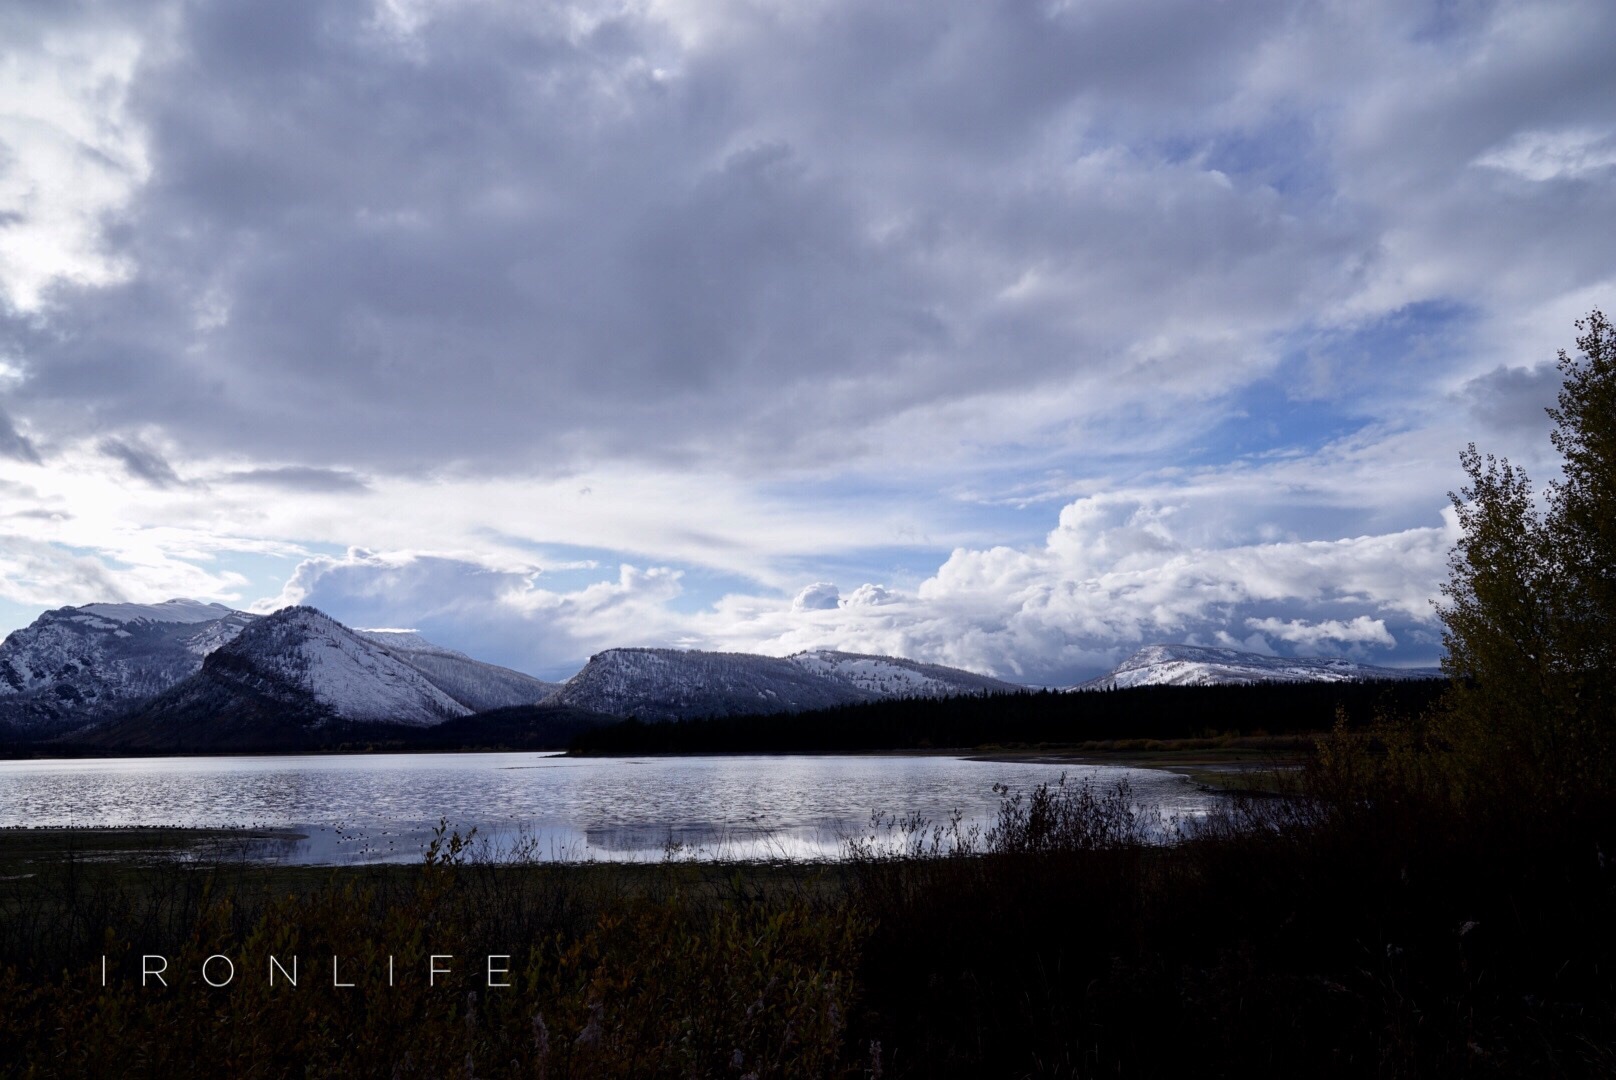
[1438,311,1616,799]
[1546,310,1616,705]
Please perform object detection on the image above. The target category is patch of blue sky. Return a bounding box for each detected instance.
[908,483,1080,564]
[1194,299,1475,465]
[405,613,568,678]
[481,538,612,586]
[475,534,776,614]
[1150,113,1334,203]
[1308,299,1473,397]
[0,596,46,637]
[663,565,779,614]
[772,546,957,597]
[1202,117,1336,203]
[766,472,1054,543]
[934,496,1061,547]
[1202,378,1369,462]
[211,547,332,608]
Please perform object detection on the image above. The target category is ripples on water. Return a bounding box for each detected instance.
[0,752,1222,864]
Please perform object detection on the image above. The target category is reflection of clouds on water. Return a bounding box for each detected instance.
[0,753,1224,865]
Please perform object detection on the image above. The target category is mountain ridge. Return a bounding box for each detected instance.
[1071,642,1443,690]
[0,602,566,749]
[358,628,558,712]
[0,599,257,739]
[0,595,1450,751]
[543,646,1022,721]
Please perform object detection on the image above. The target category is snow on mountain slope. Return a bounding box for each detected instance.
[206,608,471,725]
[77,599,241,625]
[357,629,557,712]
[546,648,877,721]
[787,650,1022,698]
[355,630,452,655]
[547,646,1025,721]
[1070,643,1444,690]
[0,599,255,738]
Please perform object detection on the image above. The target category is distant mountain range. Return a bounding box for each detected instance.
[0,598,1445,752]
[550,647,1022,721]
[0,602,562,749]
[0,600,1029,750]
[1071,643,1443,690]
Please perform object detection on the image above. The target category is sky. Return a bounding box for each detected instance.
[0,0,1612,684]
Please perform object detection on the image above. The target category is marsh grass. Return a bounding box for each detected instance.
[3,765,1614,1077]
[0,821,863,1078]
[837,767,1616,1078]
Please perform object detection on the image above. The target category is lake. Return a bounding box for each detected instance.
[0,752,1222,864]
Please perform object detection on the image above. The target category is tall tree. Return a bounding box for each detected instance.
[1438,312,1616,800]
[1546,312,1616,705]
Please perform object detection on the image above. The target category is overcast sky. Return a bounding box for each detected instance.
[1,0,1612,683]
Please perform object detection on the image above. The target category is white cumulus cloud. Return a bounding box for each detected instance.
[791,582,841,611]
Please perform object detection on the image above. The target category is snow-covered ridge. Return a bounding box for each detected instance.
[0,599,256,737]
[213,607,470,726]
[1071,643,1443,690]
[546,647,862,721]
[787,650,1020,698]
[547,646,1020,721]
[97,608,562,741]
[359,629,557,712]
[357,629,469,659]
[0,598,561,740]
[77,599,241,625]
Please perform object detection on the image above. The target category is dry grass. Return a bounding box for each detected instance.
[3,765,1614,1077]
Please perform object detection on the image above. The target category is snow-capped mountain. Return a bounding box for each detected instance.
[358,629,557,712]
[787,650,1021,698]
[127,607,474,733]
[1070,643,1444,690]
[546,646,1020,721]
[0,599,255,738]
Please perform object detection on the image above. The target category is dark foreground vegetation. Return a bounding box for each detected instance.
[1,313,1613,1076]
[2,767,1613,1078]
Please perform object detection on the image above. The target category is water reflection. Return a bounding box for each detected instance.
[0,752,1222,864]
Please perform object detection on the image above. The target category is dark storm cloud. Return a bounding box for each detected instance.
[14,0,943,469]
[222,466,370,494]
[0,410,40,464]
[1457,363,1563,438]
[98,437,180,487]
[2,0,1407,477]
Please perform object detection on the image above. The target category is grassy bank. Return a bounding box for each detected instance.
[4,772,1614,1078]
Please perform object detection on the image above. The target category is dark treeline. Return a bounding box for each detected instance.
[0,677,1447,760]
[570,677,1448,755]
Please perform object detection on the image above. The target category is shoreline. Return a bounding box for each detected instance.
[969,736,1311,794]
[0,826,310,869]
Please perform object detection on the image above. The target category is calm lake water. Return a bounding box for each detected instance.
[0,752,1221,864]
